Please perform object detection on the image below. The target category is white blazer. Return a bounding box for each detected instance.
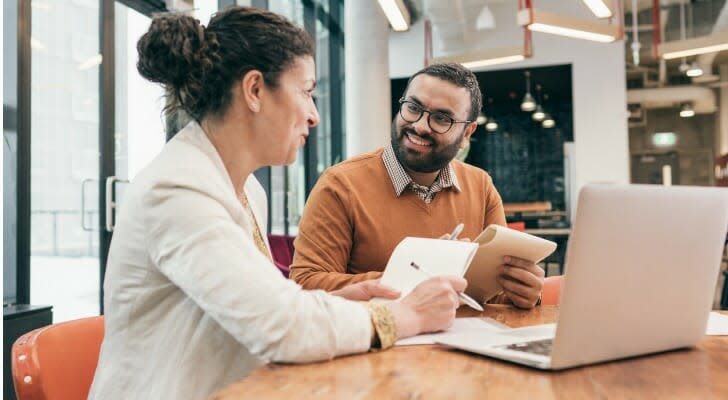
[88,121,371,400]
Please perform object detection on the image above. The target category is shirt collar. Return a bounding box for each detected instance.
[382,143,461,197]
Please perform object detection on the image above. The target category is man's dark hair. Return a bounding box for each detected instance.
[404,62,482,121]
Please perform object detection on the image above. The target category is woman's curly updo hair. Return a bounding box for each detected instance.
[136,6,314,125]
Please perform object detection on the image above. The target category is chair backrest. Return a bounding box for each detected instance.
[267,234,296,277]
[12,316,104,400]
[542,275,564,305]
[506,222,526,232]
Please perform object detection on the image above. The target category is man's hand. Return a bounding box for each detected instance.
[330,279,401,301]
[496,256,544,309]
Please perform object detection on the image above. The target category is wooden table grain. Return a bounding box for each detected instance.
[211,306,728,399]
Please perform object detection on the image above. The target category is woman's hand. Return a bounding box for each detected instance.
[388,276,467,339]
[330,279,401,301]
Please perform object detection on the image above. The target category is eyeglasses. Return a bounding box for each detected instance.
[398,98,473,134]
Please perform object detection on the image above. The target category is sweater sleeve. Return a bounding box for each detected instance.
[289,171,382,291]
[483,172,513,305]
[483,172,507,229]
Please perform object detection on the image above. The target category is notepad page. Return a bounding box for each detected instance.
[379,237,479,298]
[475,225,557,263]
[395,317,509,346]
[466,225,557,303]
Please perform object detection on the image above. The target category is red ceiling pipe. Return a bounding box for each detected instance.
[652,0,661,59]
[424,19,432,67]
[521,0,533,57]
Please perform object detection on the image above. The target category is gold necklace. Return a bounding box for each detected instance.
[201,123,271,261]
[238,191,273,262]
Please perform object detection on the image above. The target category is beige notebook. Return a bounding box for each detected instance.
[464,224,557,304]
[379,237,479,299]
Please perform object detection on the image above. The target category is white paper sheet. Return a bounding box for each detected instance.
[395,317,509,346]
[706,312,728,336]
[379,237,479,299]
[507,323,557,337]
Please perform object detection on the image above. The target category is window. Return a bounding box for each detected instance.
[4,0,21,305]
[266,0,345,235]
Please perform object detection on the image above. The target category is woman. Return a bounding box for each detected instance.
[89,6,466,400]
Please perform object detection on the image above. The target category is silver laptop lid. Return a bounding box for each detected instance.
[551,184,728,369]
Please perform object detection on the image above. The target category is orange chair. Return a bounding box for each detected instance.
[542,275,564,305]
[11,316,104,400]
[506,221,526,232]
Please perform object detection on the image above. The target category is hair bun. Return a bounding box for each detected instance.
[136,14,207,87]
[136,6,314,125]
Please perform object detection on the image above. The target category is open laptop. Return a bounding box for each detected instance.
[437,184,728,370]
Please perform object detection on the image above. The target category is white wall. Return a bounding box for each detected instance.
[345,1,392,157]
[388,1,630,218]
[389,20,425,79]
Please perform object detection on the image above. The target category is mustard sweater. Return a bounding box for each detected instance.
[290,148,506,291]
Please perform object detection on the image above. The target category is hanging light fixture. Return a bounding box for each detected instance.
[531,84,545,121]
[686,61,704,77]
[476,112,487,125]
[521,71,536,112]
[675,0,695,77]
[629,0,640,65]
[532,105,545,122]
[521,93,536,112]
[485,118,499,132]
[541,93,555,128]
[679,102,695,118]
[542,114,555,128]
[483,98,498,132]
[475,5,496,31]
[678,58,690,74]
[683,2,702,79]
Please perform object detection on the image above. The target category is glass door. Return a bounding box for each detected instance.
[112,2,165,218]
[265,0,344,236]
[111,1,215,230]
[29,0,164,322]
[29,0,103,323]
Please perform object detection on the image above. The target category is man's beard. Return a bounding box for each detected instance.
[391,121,463,174]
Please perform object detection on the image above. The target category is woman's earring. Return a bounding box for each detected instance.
[251,102,259,112]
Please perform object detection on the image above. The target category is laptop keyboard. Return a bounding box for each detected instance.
[497,338,553,356]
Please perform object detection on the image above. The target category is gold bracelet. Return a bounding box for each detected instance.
[366,302,397,350]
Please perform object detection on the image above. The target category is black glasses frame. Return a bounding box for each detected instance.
[397,98,473,134]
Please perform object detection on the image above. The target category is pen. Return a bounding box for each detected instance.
[448,223,464,240]
[409,261,484,312]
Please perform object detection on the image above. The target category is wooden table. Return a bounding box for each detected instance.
[524,228,571,236]
[211,306,728,399]
[503,202,552,213]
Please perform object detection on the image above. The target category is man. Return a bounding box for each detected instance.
[290,63,544,308]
